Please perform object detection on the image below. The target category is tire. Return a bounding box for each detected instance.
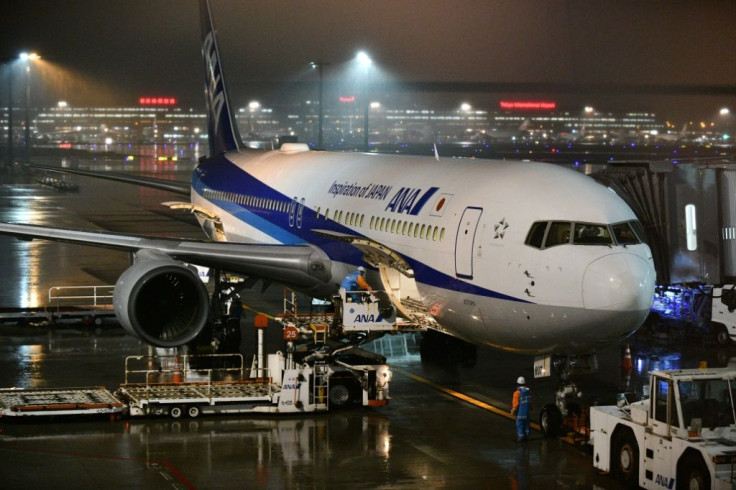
[713,324,731,346]
[612,429,639,487]
[187,405,201,418]
[329,383,352,408]
[539,404,562,438]
[677,453,710,490]
[169,405,183,419]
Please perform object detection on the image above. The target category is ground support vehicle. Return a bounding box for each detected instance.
[0,386,125,419]
[590,367,736,489]
[0,350,391,421]
[115,350,391,418]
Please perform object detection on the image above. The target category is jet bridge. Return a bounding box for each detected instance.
[591,158,736,285]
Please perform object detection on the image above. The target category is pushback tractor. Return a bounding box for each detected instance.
[590,367,736,489]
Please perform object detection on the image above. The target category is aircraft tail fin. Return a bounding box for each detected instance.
[200,0,242,156]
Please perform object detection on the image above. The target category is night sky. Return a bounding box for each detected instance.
[1,0,735,122]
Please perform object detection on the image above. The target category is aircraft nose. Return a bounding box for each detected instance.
[582,253,655,311]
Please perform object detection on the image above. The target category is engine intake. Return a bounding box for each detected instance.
[114,250,210,347]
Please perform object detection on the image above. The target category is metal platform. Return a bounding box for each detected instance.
[117,380,275,405]
[0,386,124,418]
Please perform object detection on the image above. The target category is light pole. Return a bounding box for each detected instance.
[20,53,39,164]
[5,63,13,169]
[356,51,372,152]
[310,61,329,149]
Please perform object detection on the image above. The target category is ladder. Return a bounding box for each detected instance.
[312,362,329,408]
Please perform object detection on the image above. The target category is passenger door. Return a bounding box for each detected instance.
[455,207,482,279]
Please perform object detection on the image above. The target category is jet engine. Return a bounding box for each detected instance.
[114,250,210,347]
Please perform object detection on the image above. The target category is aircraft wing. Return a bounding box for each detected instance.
[0,222,333,291]
[29,163,191,196]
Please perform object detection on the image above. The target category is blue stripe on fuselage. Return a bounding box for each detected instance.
[191,155,530,304]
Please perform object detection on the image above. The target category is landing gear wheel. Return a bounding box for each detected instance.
[169,405,184,419]
[187,405,201,418]
[612,429,639,487]
[329,383,351,408]
[539,403,562,438]
[677,454,710,490]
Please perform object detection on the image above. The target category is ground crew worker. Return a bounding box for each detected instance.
[340,266,373,302]
[511,376,532,442]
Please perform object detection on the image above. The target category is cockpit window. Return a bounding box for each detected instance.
[545,222,571,248]
[526,219,645,250]
[612,221,641,245]
[573,223,612,245]
[525,222,548,249]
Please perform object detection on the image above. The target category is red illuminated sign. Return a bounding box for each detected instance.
[339,96,356,103]
[499,101,556,110]
[139,97,178,106]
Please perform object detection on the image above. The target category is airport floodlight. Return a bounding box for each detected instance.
[461,103,472,112]
[720,108,730,116]
[356,51,372,67]
[19,52,40,62]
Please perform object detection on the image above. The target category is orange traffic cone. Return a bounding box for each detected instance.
[620,344,633,391]
[621,344,633,370]
[172,357,182,383]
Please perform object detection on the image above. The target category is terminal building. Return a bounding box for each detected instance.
[3,97,675,151]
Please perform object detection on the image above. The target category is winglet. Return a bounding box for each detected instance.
[200,0,242,156]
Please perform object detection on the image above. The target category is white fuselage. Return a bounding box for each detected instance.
[191,146,656,355]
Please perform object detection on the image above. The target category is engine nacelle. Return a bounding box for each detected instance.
[114,250,210,347]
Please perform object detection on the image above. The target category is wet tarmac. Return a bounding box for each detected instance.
[0,149,734,489]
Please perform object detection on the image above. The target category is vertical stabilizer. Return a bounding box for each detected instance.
[200,0,242,155]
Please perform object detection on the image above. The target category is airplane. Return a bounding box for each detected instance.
[554,124,586,143]
[484,119,531,142]
[0,0,655,377]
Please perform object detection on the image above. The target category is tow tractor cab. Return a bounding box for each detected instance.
[590,367,736,489]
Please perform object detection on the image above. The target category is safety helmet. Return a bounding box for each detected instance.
[358,266,366,273]
[517,376,525,385]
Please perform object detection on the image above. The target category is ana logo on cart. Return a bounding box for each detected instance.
[655,474,675,489]
[353,314,383,323]
[282,383,301,390]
